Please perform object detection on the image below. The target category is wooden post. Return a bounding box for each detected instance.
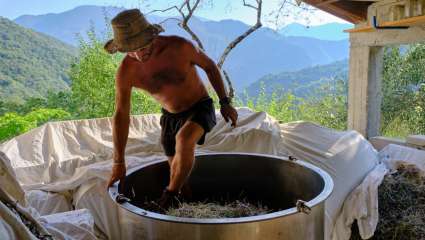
[347,45,384,138]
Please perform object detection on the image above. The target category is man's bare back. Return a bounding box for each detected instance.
[117,36,210,113]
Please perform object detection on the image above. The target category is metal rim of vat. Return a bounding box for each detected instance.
[108,152,334,225]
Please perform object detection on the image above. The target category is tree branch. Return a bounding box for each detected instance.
[149,0,265,100]
[217,0,263,69]
[158,17,181,25]
[149,0,204,50]
[146,6,180,16]
[222,70,234,99]
[243,0,258,10]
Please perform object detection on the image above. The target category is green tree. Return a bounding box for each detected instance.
[0,108,71,142]
[298,78,347,130]
[69,27,160,119]
[381,44,425,137]
[244,78,347,130]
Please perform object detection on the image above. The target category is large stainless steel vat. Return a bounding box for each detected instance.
[109,153,333,240]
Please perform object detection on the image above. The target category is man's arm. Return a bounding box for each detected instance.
[189,46,226,100]
[184,40,238,126]
[108,63,132,187]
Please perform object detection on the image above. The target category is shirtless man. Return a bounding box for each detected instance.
[106,9,238,209]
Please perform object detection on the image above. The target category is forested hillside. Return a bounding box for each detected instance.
[14,5,349,90]
[245,60,348,98]
[0,17,77,103]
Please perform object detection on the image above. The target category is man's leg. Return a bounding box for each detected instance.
[167,156,192,199]
[167,121,204,192]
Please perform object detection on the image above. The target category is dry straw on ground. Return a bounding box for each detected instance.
[166,200,270,218]
[351,164,425,240]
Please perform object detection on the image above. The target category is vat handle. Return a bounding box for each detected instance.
[288,156,297,161]
[296,200,311,214]
[116,194,131,204]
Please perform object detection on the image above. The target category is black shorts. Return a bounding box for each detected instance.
[160,97,216,156]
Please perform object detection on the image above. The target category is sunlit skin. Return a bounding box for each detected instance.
[107,35,238,194]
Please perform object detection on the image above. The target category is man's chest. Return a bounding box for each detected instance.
[132,56,190,93]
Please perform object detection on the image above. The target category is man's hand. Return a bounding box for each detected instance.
[220,104,238,127]
[107,162,126,188]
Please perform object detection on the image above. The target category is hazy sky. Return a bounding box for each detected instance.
[0,0,347,27]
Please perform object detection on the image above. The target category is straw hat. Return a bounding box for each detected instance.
[104,9,164,54]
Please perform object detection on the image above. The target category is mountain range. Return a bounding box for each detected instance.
[0,17,76,103]
[245,60,348,99]
[14,5,349,90]
[278,22,352,41]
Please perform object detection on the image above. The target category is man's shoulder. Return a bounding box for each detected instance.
[116,56,135,86]
[118,55,133,74]
[159,35,192,47]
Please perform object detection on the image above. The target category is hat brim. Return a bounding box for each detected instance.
[104,24,164,54]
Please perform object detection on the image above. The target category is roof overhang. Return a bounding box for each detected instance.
[301,0,377,23]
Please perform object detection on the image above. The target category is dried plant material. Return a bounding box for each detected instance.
[166,200,270,218]
[351,164,425,240]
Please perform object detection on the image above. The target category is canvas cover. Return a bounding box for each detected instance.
[0,144,98,240]
[279,122,379,239]
[1,108,381,239]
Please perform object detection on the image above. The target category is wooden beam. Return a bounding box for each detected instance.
[350,26,425,46]
[345,15,425,33]
[334,1,370,19]
[316,0,340,7]
[302,0,369,23]
[317,0,378,5]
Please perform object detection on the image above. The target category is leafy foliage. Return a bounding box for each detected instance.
[68,28,160,119]
[0,109,71,142]
[0,26,160,142]
[245,44,425,137]
[381,44,425,137]
[69,29,121,118]
[1,22,424,141]
[244,60,348,99]
[243,78,347,130]
[0,17,77,103]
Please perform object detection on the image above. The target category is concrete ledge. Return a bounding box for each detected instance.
[370,136,425,151]
[406,135,425,147]
[369,136,406,151]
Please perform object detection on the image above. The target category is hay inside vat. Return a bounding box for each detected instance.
[166,200,271,218]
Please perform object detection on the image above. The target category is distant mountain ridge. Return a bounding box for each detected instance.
[0,17,77,103]
[14,5,349,91]
[279,22,352,41]
[245,60,348,98]
[15,6,126,46]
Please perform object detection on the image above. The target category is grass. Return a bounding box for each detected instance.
[350,164,425,240]
[166,200,271,218]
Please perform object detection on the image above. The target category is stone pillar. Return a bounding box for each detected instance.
[347,45,384,138]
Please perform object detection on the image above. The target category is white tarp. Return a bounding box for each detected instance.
[0,180,97,240]
[0,149,97,240]
[379,144,425,173]
[1,108,380,240]
[1,108,287,239]
[333,143,425,240]
[279,122,379,240]
[26,190,72,216]
[333,163,388,240]
[0,152,26,206]
[1,108,286,192]
[39,209,97,240]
